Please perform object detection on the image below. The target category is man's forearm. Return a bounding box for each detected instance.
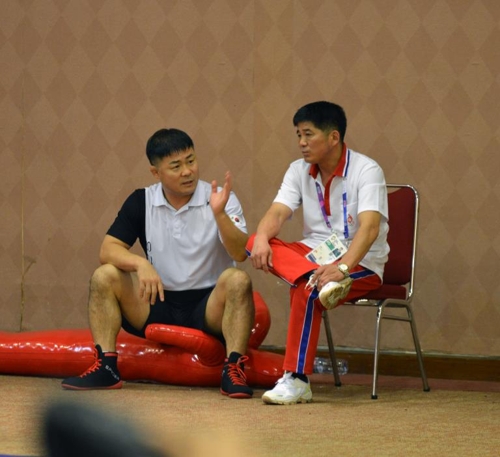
[99,242,148,272]
[339,226,379,269]
[255,204,290,241]
[215,212,249,262]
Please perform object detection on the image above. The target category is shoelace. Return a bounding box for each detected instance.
[79,353,102,378]
[226,355,249,386]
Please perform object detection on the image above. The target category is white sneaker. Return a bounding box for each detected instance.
[262,372,313,405]
[318,278,353,309]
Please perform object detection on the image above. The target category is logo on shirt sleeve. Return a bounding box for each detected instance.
[229,214,243,227]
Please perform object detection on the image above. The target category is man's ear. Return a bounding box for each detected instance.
[328,129,341,146]
[150,165,159,180]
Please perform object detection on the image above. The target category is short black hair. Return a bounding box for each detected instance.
[293,101,347,141]
[146,128,194,165]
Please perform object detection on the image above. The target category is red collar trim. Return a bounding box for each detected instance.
[308,143,348,179]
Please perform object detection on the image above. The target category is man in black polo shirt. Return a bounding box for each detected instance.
[62,128,254,398]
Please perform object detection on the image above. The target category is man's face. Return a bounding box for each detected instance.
[150,148,199,204]
[295,121,337,164]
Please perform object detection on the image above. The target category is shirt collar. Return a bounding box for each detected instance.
[151,181,206,209]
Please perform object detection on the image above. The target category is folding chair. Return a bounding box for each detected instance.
[322,184,430,399]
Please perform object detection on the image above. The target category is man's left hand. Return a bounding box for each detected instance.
[210,170,232,215]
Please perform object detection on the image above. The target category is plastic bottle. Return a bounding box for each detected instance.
[313,356,349,375]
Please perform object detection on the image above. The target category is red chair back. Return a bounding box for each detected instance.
[382,186,417,287]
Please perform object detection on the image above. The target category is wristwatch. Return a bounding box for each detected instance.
[337,263,350,278]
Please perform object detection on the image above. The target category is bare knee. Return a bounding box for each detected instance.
[89,264,122,295]
[222,268,252,294]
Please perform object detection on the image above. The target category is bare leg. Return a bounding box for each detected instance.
[88,264,150,352]
[205,268,254,356]
[62,264,150,390]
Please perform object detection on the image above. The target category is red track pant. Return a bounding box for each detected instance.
[246,235,381,374]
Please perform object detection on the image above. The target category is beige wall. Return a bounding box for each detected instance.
[1,1,499,357]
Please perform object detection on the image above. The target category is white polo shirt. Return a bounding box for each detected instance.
[273,146,389,279]
[145,180,247,290]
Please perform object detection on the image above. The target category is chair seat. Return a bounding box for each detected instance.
[359,284,408,301]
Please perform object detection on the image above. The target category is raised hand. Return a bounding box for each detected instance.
[210,170,232,216]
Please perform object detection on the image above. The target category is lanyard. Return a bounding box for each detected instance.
[315,178,349,240]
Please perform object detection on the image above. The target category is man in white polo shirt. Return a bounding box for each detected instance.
[62,128,255,398]
[248,101,389,404]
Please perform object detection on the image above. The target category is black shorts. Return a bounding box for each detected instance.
[121,287,224,343]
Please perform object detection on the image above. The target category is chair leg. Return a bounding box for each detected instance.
[322,311,342,387]
[406,305,430,393]
[371,305,385,399]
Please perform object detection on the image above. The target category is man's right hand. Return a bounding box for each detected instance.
[136,261,164,305]
[250,236,274,273]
